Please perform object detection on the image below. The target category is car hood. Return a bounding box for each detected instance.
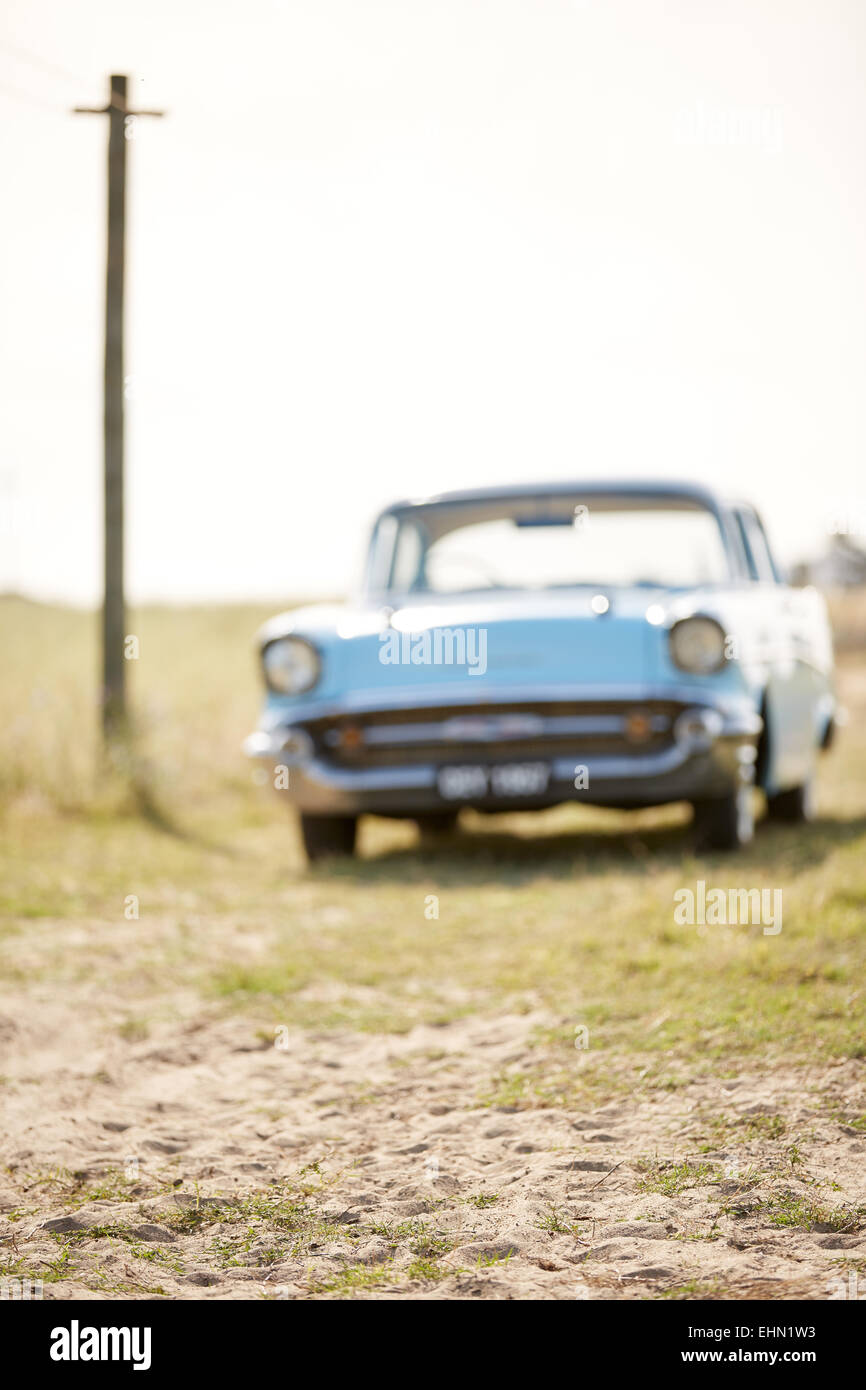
[261,588,701,706]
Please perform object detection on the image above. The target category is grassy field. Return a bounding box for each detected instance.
[1,594,865,1300]
[2,593,865,1053]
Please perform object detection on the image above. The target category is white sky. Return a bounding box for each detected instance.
[1,0,865,604]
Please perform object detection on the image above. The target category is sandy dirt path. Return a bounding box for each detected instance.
[2,1000,864,1300]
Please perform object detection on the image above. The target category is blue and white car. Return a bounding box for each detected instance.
[245,481,836,861]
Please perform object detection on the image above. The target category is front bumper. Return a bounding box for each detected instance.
[245,687,762,816]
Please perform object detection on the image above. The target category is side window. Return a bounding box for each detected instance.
[738,508,777,583]
[366,515,398,593]
[734,512,759,581]
[749,511,782,582]
[390,523,424,591]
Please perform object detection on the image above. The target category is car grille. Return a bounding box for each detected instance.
[299,699,684,770]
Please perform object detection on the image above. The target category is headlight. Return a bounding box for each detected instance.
[262,637,320,694]
[668,616,726,674]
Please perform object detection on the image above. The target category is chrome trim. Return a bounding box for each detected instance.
[673,706,725,751]
[550,747,691,781]
[259,681,760,726]
[242,727,313,763]
[296,759,438,792]
[246,721,760,785]
[326,711,672,749]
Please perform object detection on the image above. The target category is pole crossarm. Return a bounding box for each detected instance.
[73,104,165,115]
[73,71,165,120]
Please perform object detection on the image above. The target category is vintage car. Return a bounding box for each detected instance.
[245,481,836,861]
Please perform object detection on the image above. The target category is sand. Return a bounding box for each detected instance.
[1,999,864,1300]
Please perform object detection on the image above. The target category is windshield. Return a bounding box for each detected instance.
[369,497,732,596]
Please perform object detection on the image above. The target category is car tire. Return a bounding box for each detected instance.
[765,776,816,824]
[415,812,459,839]
[300,814,358,862]
[692,786,755,851]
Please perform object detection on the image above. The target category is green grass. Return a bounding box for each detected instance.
[475,1250,513,1268]
[368,1219,455,1258]
[659,1278,729,1300]
[535,1202,591,1236]
[7,1165,178,1219]
[2,597,866,1087]
[754,1192,865,1233]
[636,1159,718,1196]
[50,1227,185,1273]
[307,1261,397,1296]
[738,1114,787,1141]
[160,1179,353,1260]
[405,1257,454,1282]
[40,1244,77,1283]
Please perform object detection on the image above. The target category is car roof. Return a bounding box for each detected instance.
[379,479,730,517]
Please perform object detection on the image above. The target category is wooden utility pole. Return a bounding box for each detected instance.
[74,75,164,744]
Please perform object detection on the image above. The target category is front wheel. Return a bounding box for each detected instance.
[300,814,358,862]
[766,776,816,824]
[692,786,755,851]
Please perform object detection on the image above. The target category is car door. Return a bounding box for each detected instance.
[734,506,816,792]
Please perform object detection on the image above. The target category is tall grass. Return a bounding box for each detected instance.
[0,597,278,817]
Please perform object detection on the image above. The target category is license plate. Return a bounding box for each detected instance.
[437,762,550,801]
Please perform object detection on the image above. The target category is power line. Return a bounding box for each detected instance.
[0,78,64,112]
[0,38,86,86]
